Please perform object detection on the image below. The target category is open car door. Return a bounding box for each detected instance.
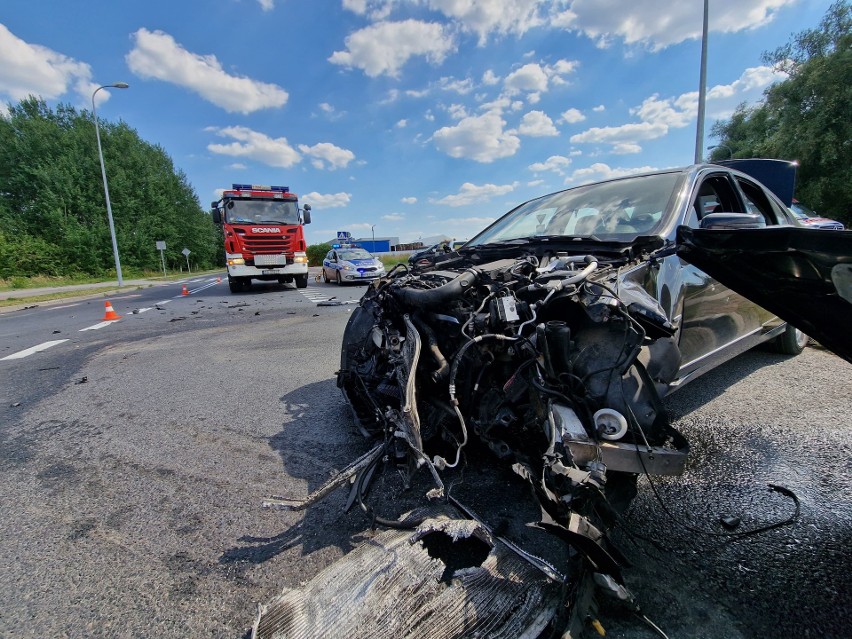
[677,225,852,364]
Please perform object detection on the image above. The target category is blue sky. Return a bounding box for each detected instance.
[0,0,832,246]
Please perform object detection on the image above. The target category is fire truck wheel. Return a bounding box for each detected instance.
[295,274,309,289]
[228,276,241,293]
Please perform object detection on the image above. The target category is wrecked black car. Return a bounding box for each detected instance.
[256,162,817,639]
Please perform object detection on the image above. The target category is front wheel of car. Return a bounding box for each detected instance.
[336,271,343,285]
[776,324,808,355]
[322,269,330,283]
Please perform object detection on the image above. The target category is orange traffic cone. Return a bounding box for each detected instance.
[181,284,189,296]
[216,276,222,284]
[103,300,121,321]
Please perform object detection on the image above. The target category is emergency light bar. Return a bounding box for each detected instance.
[231,184,289,192]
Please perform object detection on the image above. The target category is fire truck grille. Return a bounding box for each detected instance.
[243,236,292,253]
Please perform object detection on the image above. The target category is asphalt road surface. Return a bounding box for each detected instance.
[0,278,849,638]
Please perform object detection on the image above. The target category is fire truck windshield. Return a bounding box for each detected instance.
[225,199,299,225]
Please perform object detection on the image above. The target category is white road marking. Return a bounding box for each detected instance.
[79,320,121,331]
[1,339,69,360]
[47,303,83,311]
[299,290,361,304]
[155,300,171,305]
[135,307,153,314]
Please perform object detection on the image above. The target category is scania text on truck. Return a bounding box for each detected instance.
[211,184,312,293]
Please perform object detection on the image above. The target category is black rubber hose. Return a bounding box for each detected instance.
[389,268,480,310]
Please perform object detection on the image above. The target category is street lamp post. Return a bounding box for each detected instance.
[92,82,129,286]
[694,0,709,164]
[371,224,376,251]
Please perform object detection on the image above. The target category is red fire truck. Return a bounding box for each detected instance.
[211,184,312,293]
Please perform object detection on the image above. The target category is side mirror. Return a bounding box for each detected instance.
[211,208,222,224]
[301,205,312,225]
[211,201,218,209]
[699,212,765,230]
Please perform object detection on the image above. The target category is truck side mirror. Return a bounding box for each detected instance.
[302,207,312,225]
[211,208,222,224]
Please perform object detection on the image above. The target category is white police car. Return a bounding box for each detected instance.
[322,247,386,285]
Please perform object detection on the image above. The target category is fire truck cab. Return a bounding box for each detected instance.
[211,184,312,293]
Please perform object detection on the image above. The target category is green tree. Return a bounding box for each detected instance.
[0,97,221,278]
[307,243,332,266]
[710,1,852,224]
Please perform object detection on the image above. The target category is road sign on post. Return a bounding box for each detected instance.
[337,231,351,240]
[155,241,167,277]
[182,248,191,273]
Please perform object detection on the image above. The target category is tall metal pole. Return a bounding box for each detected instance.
[371,224,376,251]
[92,83,129,286]
[694,0,709,164]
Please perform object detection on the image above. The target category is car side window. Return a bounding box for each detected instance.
[736,178,775,225]
[687,174,740,228]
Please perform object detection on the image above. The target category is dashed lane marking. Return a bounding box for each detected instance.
[1,339,70,361]
[79,320,121,331]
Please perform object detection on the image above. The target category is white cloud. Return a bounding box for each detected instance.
[258,0,275,10]
[529,155,572,174]
[447,103,469,119]
[0,24,97,104]
[207,126,301,167]
[570,121,668,145]
[427,0,545,45]
[126,29,288,114]
[228,162,248,170]
[632,93,697,129]
[297,142,356,170]
[552,0,795,51]
[434,181,517,207]
[572,64,787,153]
[707,64,787,100]
[503,60,578,100]
[593,105,605,112]
[518,110,558,137]
[396,119,408,128]
[528,179,545,187]
[383,213,405,220]
[482,69,500,85]
[439,76,475,94]
[401,197,418,204]
[566,163,658,186]
[301,191,352,208]
[612,143,642,155]
[560,108,585,124]
[504,63,549,95]
[328,20,455,78]
[433,111,521,162]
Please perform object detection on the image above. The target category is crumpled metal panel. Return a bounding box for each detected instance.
[252,515,563,639]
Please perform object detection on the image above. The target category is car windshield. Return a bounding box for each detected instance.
[790,202,816,218]
[225,199,300,224]
[466,172,681,246]
[339,249,372,260]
